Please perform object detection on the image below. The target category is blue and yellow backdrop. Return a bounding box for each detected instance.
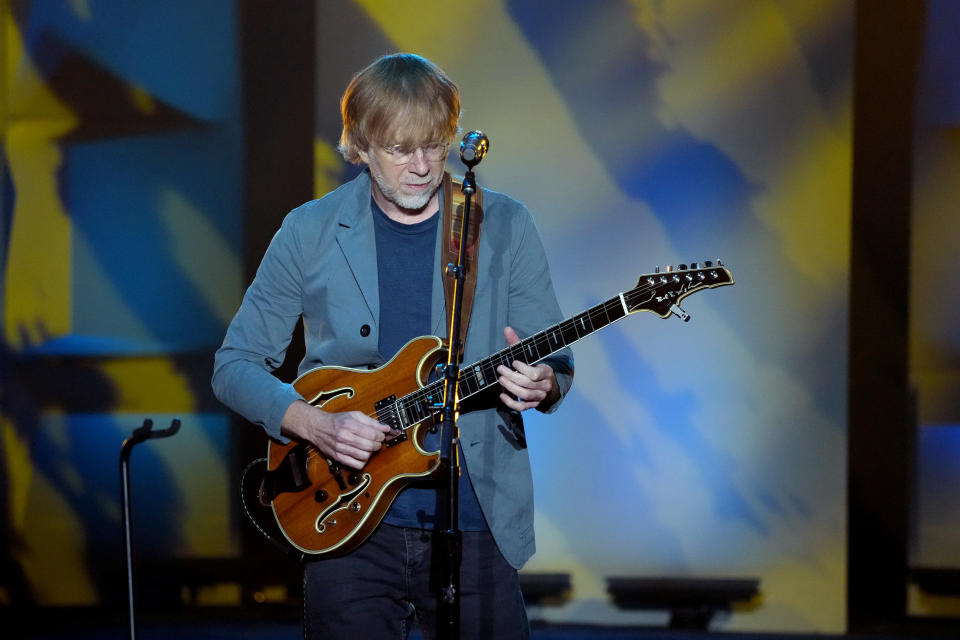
[2,0,958,634]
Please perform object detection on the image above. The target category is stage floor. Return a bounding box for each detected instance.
[11,605,960,640]
[17,620,956,640]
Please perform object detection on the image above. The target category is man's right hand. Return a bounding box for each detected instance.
[280,400,394,469]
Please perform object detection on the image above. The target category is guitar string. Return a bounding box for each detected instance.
[291,269,722,467]
[291,283,644,466]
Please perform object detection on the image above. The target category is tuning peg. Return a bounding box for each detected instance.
[665,265,673,273]
[704,260,713,267]
[654,265,660,273]
[677,264,687,270]
[669,304,691,322]
[690,262,698,269]
[717,258,723,266]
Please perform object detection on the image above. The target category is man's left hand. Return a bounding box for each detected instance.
[497,326,560,412]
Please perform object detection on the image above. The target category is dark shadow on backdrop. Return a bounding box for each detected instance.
[848,0,926,633]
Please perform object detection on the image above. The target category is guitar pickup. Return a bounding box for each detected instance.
[375,394,407,446]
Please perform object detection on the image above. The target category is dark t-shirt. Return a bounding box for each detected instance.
[372,199,486,530]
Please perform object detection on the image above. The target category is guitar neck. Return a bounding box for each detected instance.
[457,294,628,401]
[390,263,733,429]
[394,293,628,425]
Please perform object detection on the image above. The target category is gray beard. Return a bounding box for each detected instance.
[372,171,438,212]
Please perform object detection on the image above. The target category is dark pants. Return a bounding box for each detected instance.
[303,524,530,640]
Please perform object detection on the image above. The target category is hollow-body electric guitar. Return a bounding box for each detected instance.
[260,262,734,555]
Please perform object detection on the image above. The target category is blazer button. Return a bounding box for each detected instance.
[360,324,371,337]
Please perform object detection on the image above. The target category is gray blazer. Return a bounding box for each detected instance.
[213,170,573,568]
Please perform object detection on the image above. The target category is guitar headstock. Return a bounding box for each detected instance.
[625,261,734,321]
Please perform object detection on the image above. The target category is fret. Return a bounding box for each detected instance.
[599,299,615,325]
[409,394,427,421]
[470,363,488,389]
[586,303,606,331]
[482,360,498,384]
[548,327,563,349]
[573,312,591,338]
[536,331,551,347]
[523,338,538,362]
[459,373,478,397]
[605,297,627,324]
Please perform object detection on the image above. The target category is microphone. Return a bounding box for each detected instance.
[459,130,489,168]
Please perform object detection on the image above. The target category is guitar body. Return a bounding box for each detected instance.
[266,335,447,556]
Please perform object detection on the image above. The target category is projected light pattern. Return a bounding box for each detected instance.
[1,0,242,607]
[316,0,855,631]
[2,0,959,634]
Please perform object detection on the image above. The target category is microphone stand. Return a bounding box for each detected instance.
[438,168,479,640]
[438,131,488,639]
[120,417,181,640]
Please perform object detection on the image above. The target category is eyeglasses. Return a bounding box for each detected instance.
[381,142,449,165]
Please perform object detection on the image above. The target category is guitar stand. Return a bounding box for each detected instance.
[120,417,181,640]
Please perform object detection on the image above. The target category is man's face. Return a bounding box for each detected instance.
[359,140,448,216]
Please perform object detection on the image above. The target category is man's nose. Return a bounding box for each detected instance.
[408,147,430,173]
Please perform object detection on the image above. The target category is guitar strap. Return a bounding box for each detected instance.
[441,171,483,356]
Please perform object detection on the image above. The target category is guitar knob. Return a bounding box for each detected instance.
[315,489,328,503]
[348,472,361,486]
[351,502,361,512]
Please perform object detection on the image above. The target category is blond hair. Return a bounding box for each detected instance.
[338,53,460,164]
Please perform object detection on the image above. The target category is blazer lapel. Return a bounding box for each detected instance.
[335,174,379,328]
[430,183,448,339]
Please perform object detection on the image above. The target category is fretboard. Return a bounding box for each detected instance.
[388,291,631,430]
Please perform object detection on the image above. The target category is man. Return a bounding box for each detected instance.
[213,53,573,639]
